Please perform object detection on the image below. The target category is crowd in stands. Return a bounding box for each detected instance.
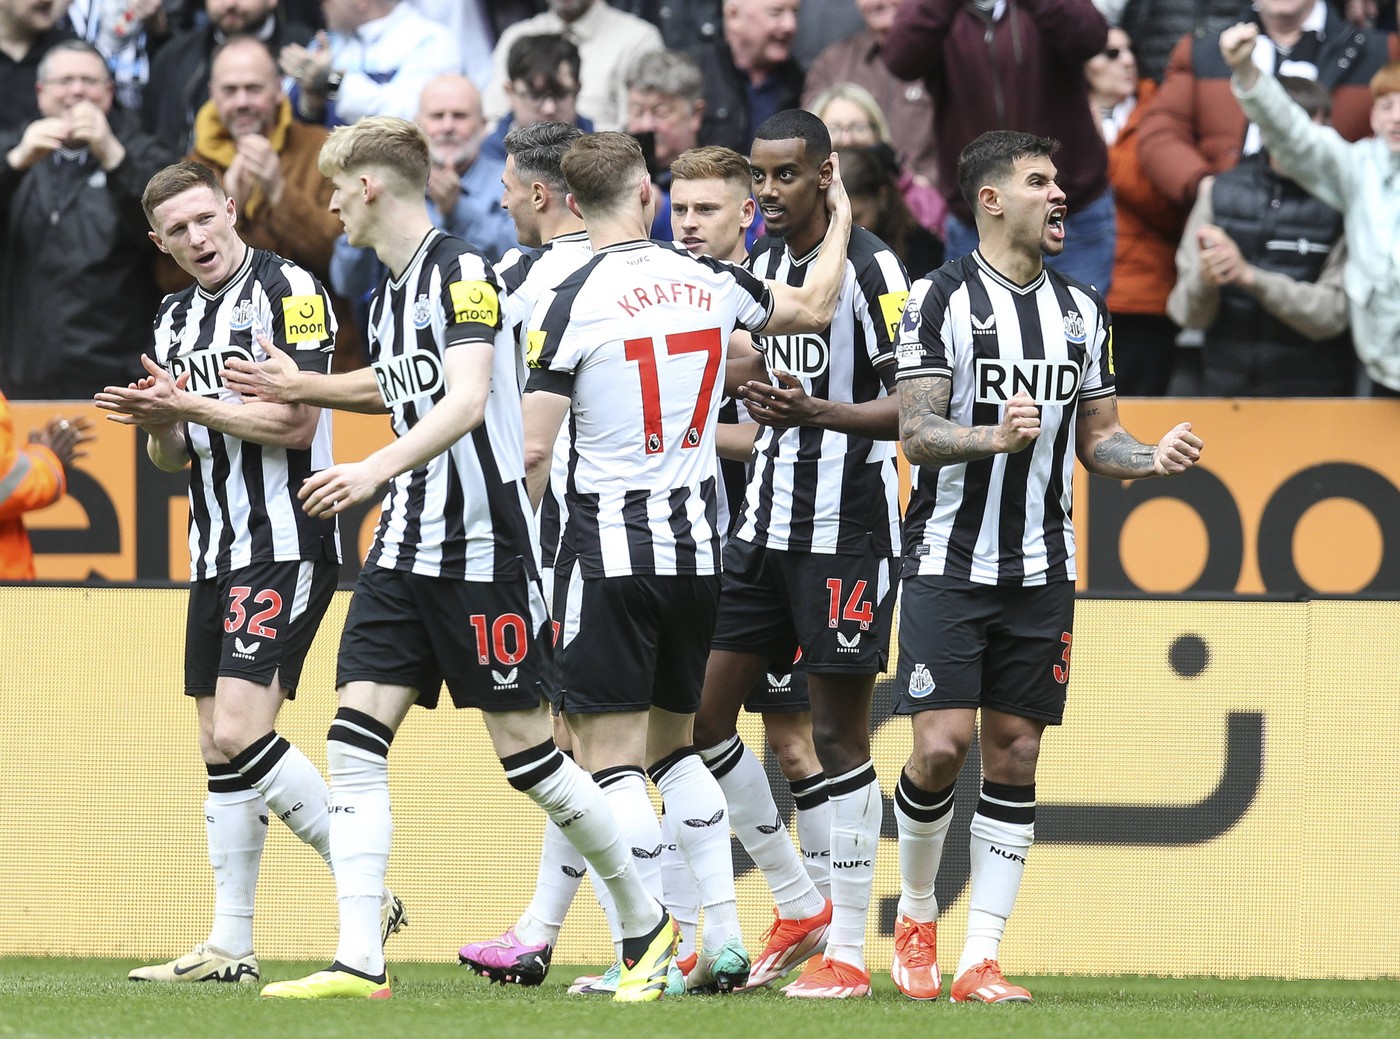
[2,0,1400,401]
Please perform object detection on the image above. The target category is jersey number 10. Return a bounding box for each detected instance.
[623,327,723,455]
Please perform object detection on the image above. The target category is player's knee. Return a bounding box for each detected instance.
[209,719,260,761]
[692,707,736,754]
[810,718,868,775]
[908,729,970,783]
[981,730,1043,783]
[766,727,818,779]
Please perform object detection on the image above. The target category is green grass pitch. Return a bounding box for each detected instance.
[3,960,1398,1039]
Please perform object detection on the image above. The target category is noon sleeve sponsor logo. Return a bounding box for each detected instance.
[448,279,500,325]
[373,349,445,408]
[974,358,1083,405]
[169,346,255,397]
[526,330,547,369]
[282,294,328,343]
[877,290,910,343]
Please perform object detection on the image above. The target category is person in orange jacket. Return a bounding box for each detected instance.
[0,395,90,579]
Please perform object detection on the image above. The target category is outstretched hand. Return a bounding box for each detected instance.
[222,334,302,402]
[1152,422,1203,476]
[737,370,824,429]
[93,355,189,429]
[29,414,93,469]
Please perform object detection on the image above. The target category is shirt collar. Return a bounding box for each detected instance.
[1302,0,1327,34]
[554,0,608,41]
[353,2,411,46]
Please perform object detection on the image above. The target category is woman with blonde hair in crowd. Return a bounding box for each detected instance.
[809,82,946,234]
[1087,26,1184,394]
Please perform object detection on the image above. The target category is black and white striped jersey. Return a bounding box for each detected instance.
[895,251,1116,586]
[363,229,535,581]
[496,231,594,572]
[151,247,339,581]
[525,239,774,578]
[733,226,908,558]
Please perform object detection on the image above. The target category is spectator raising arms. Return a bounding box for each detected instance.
[1137,0,1400,211]
[279,0,461,126]
[1221,22,1400,392]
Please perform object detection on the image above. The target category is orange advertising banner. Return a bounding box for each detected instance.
[13,398,1400,594]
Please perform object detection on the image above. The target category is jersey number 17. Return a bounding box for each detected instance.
[623,327,723,455]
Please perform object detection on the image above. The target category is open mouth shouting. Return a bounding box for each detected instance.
[1046,206,1067,242]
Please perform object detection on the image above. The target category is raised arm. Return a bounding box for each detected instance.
[883,0,961,82]
[1019,0,1109,61]
[1222,22,1355,210]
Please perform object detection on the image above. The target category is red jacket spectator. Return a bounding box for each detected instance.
[1107,79,1182,318]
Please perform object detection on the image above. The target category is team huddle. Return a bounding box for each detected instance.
[94,108,1202,1004]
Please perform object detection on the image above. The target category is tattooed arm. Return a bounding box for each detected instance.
[1076,394,1203,479]
[898,376,1040,465]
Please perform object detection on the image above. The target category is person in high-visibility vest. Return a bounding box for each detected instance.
[0,395,89,579]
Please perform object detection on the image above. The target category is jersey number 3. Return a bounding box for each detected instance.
[624,328,723,455]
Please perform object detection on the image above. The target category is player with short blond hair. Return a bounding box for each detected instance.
[222,117,675,1003]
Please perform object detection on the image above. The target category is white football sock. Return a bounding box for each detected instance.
[658,808,699,961]
[203,770,266,958]
[229,731,331,869]
[700,735,824,920]
[501,744,661,944]
[790,772,831,901]
[326,709,394,978]
[894,770,955,922]
[957,781,1035,978]
[824,761,882,970]
[651,748,739,950]
[514,816,586,948]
